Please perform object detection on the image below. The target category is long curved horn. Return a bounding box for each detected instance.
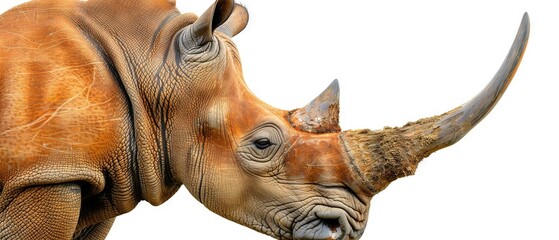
[341,13,530,195]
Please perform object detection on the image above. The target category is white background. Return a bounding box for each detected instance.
[1,0,558,239]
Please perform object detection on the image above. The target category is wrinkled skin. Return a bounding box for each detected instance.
[0,0,528,239]
[0,0,367,239]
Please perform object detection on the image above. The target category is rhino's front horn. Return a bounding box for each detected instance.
[289,79,341,134]
[341,13,530,195]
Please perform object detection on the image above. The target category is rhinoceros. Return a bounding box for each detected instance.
[0,0,529,239]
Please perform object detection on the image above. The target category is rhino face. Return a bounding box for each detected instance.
[174,2,370,238]
[172,0,529,239]
[221,82,370,239]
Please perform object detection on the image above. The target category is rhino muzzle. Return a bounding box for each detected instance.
[292,205,364,240]
[340,13,530,195]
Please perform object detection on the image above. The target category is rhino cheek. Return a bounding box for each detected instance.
[185,148,250,222]
[206,102,228,130]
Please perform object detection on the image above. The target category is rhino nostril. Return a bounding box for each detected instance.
[292,205,359,240]
[322,218,343,240]
[292,217,343,240]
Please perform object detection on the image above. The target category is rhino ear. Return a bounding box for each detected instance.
[181,0,235,48]
[216,4,249,37]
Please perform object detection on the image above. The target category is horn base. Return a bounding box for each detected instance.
[340,109,458,195]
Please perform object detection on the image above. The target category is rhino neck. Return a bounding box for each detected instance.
[68,1,199,205]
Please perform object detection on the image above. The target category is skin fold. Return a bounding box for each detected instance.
[0,0,528,239]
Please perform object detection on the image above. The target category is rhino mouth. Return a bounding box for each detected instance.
[291,205,364,240]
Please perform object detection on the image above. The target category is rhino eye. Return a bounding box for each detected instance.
[237,123,285,171]
[254,138,272,150]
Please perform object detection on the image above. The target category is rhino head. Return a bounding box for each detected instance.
[169,0,529,239]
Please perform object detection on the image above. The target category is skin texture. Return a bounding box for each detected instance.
[0,0,528,239]
[0,0,367,239]
[1,0,199,238]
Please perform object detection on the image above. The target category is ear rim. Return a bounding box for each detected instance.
[185,0,236,47]
[210,0,235,31]
[216,4,249,37]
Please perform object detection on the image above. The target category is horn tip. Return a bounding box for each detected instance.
[332,78,339,86]
[521,12,530,32]
[522,12,529,21]
[328,79,340,97]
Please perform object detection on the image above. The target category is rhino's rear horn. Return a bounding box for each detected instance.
[181,0,235,48]
[289,79,341,134]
